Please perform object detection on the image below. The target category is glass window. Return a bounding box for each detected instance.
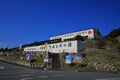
[59,44,62,47]
[68,43,72,47]
[52,45,55,48]
[82,32,84,34]
[56,45,58,48]
[64,44,66,47]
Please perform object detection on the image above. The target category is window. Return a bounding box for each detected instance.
[68,42,72,47]
[78,32,81,35]
[56,45,58,48]
[82,32,84,34]
[77,32,81,35]
[84,31,87,34]
[64,44,66,47]
[59,44,62,47]
[83,36,88,39]
[52,45,55,48]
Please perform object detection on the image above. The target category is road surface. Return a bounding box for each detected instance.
[0,61,120,80]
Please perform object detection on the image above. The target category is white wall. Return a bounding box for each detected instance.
[24,40,85,53]
[50,29,95,40]
[47,41,78,53]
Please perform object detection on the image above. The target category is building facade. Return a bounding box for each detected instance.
[24,28,101,54]
[24,40,85,53]
[50,28,102,41]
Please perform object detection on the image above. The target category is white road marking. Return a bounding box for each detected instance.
[0,74,31,78]
[53,74,64,77]
[38,76,48,78]
[0,66,5,69]
[41,71,54,73]
[0,65,5,69]
[21,78,32,80]
[96,78,120,80]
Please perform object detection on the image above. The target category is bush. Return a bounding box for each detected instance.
[95,39,107,49]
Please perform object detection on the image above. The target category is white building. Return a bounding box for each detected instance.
[24,40,85,53]
[24,28,101,54]
[50,28,101,41]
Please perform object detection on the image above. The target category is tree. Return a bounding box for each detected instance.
[0,48,3,51]
[4,47,8,51]
[117,43,120,49]
[110,38,119,45]
[105,28,120,39]
[74,35,84,41]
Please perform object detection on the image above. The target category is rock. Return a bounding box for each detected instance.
[92,62,117,72]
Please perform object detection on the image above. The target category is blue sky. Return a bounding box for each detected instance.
[0,0,120,48]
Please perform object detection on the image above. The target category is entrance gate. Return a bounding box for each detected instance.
[49,53,61,69]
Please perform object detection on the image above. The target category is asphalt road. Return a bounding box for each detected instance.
[0,61,120,80]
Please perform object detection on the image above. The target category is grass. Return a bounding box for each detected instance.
[83,49,120,71]
[0,55,44,65]
[86,49,120,61]
[85,39,97,48]
[30,57,44,65]
[0,55,19,61]
[56,48,120,72]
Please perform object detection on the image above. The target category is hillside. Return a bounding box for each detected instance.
[81,48,120,72]
[80,28,120,72]
[21,27,120,50]
[105,28,120,39]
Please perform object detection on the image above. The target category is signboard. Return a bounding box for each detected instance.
[88,30,92,35]
[65,55,71,64]
[43,58,49,63]
[73,56,83,63]
[25,53,31,62]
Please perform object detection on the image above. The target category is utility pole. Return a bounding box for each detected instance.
[45,42,49,68]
